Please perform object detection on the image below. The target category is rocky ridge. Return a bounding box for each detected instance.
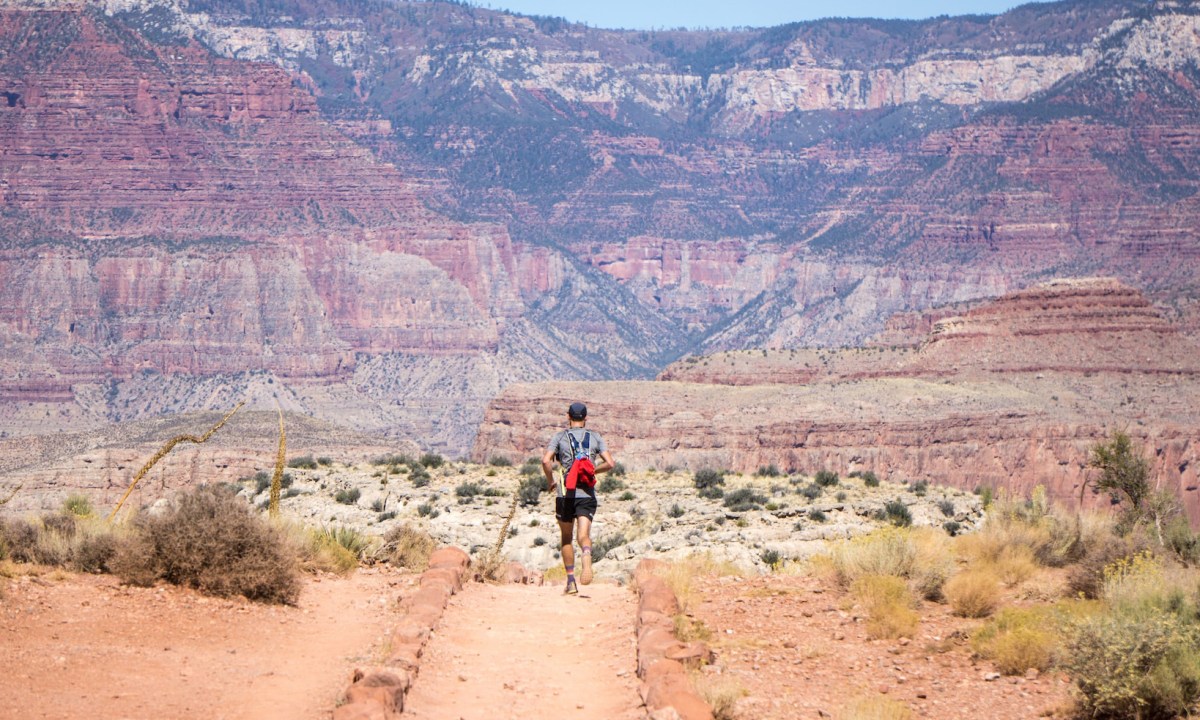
[474,279,1200,521]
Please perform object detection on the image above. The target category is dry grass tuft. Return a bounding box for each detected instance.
[836,694,913,720]
[822,527,952,601]
[657,553,743,613]
[674,613,713,642]
[944,568,1001,618]
[971,605,1068,675]
[379,524,436,571]
[850,574,919,639]
[691,674,745,720]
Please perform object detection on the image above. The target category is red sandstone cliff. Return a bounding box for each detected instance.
[476,279,1200,521]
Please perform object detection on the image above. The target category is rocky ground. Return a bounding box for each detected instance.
[226,459,984,578]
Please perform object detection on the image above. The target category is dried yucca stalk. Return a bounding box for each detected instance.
[107,402,244,522]
[0,483,21,506]
[269,403,285,519]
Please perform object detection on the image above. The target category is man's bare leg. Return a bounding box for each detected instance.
[559,519,577,592]
[577,516,593,585]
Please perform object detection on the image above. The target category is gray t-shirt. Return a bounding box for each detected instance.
[546,427,606,499]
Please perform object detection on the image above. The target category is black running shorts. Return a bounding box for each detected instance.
[555,495,597,522]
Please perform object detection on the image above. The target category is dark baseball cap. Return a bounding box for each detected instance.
[568,401,587,420]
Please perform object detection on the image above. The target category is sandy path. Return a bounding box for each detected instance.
[402,580,645,720]
[0,567,412,719]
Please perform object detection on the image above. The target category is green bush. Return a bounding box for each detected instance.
[598,476,627,494]
[517,476,544,506]
[611,462,627,477]
[879,500,912,527]
[859,470,880,487]
[592,532,627,562]
[693,468,726,491]
[317,457,333,466]
[937,499,956,517]
[519,457,541,478]
[455,482,482,497]
[943,521,962,536]
[814,470,839,487]
[409,464,431,487]
[800,483,822,500]
[723,487,767,511]
[809,509,827,523]
[755,464,782,478]
[111,485,298,604]
[62,493,94,517]
[910,480,928,497]
[334,487,361,505]
[698,485,724,500]
[668,504,685,518]
[287,455,318,470]
[488,456,512,467]
[372,454,410,466]
[1064,610,1200,720]
[419,453,444,469]
[618,490,636,501]
[761,549,782,567]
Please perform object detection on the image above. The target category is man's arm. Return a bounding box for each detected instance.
[594,450,615,475]
[541,449,557,492]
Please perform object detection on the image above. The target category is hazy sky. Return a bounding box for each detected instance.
[479,1,1046,30]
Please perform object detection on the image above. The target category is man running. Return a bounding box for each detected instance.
[541,401,615,594]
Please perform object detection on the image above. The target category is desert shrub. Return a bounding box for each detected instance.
[800,483,822,500]
[959,487,1087,569]
[756,464,782,478]
[944,569,1000,618]
[532,536,546,547]
[611,462,627,477]
[418,453,444,469]
[814,470,839,487]
[1066,529,1152,599]
[1164,517,1200,565]
[517,476,544,506]
[112,485,299,603]
[972,606,1063,675]
[653,553,743,612]
[287,455,318,470]
[878,500,912,527]
[823,526,958,601]
[380,524,436,571]
[334,487,361,505]
[910,480,928,497]
[592,532,627,562]
[1064,609,1200,720]
[317,457,332,466]
[618,490,636,501]
[455,481,482,497]
[851,574,919,639]
[598,476,627,494]
[70,524,123,574]
[370,498,386,512]
[0,518,40,564]
[377,511,397,522]
[519,457,541,477]
[993,544,1039,588]
[409,464,431,487]
[298,526,370,574]
[673,613,713,642]
[937,499,955,517]
[858,471,880,488]
[693,468,726,491]
[253,471,272,494]
[974,485,995,508]
[761,549,782,568]
[416,503,435,517]
[372,453,410,466]
[1101,553,1200,619]
[809,509,827,523]
[835,694,913,720]
[723,487,767,511]
[943,521,962,536]
[698,485,724,500]
[62,493,94,517]
[835,491,847,502]
[488,456,512,467]
[668,504,685,518]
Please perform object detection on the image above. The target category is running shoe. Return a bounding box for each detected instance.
[564,578,579,595]
[580,552,593,586]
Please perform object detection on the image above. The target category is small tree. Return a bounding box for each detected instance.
[1089,431,1177,543]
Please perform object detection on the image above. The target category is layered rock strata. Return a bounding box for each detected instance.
[475,280,1200,521]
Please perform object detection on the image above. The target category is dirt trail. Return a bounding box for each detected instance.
[402,580,645,720]
[0,568,410,720]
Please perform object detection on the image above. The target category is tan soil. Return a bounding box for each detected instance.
[690,571,1075,719]
[0,566,414,719]
[403,580,645,720]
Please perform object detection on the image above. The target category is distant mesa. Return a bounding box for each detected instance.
[476,278,1200,522]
